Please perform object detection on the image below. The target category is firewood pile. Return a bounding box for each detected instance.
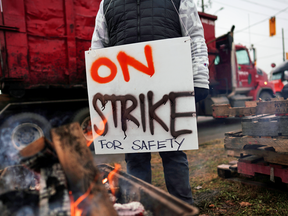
[0,122,117,216]
[0,122,199,216]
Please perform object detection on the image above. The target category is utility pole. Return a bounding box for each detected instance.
[202,0,204,12]
[283,28,285,62]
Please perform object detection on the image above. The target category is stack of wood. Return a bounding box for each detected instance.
[215,99,288,183]
[215,99,288,166]
[0,122,117,216]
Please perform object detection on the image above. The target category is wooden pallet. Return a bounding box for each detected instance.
[242,114,288,136]
[212,98,288,118]
[218,156,288,184]
[224,131,288,166]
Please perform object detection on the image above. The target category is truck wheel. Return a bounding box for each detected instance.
[0,113,51,151]
[71,108,93,141]
[258,91,272,101]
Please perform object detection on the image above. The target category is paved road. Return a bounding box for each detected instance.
[197,116,242,144]
[94,116,242,164]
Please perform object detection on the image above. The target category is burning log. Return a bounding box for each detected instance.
[50,122,117,216]
[16,123,117,215]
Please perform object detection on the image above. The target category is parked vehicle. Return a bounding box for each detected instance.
[269,61,288,97]
[0,0,276,162]
[198,12,275,117]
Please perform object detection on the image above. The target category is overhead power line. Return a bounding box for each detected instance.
[272,0,288,4]
[271,0,288,4]
[259,53,283,60]
[235,6,288,33]
[239,0,286,11]
[212,0,288,21]
[216,26,288,40]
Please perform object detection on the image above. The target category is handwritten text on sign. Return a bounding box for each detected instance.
[85,37,198,154]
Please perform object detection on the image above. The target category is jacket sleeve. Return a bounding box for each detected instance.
[179,0,209,89]
[91,0,109,49]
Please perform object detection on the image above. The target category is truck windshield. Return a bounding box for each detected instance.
[236,49,250,65]
[271,72,282,80]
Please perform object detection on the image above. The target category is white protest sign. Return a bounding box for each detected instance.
[85,37,198,154]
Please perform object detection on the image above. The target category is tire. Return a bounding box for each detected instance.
[71,108,93,142]
[0,113,51,168]
[258,91,272,101]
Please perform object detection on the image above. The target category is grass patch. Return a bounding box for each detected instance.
[150,139,288,215]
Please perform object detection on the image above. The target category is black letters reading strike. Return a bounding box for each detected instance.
[92,91,194,139]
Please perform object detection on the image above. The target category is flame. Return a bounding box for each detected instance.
[70,179,94,216]
[108,163,121,196]
[86,117,108,147]
[102,178,108,184]
[69,164,121,215]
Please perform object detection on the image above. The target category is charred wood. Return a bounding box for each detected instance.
[51,122,117,216]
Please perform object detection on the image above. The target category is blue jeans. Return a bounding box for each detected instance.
[125,151,193,205]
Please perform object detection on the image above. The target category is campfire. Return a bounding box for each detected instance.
[0,122,198,216]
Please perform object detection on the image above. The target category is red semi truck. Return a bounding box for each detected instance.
[198,12,275,117]
[0,0,275,164]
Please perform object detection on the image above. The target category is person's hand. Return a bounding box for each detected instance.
[195,87,209,103]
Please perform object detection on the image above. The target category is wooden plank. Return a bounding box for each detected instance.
[242,115,288,136]
[19,137,58,172]
[225,130,288,166]
[213,99,288,118]
[256,100,288,115]
[244,98,284,108]
[224,130,243,137]
[225,149,288,166]
[245,101,257,108]
[224,135,288,153]
[212,104,256,118]
[238,155,264,163]
[51,122,117,216]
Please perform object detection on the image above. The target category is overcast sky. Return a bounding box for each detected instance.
[197,0,288,77]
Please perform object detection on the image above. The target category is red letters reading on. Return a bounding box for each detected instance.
[90,45,155,83]
[90,57,117,84]
[117,45,155,82]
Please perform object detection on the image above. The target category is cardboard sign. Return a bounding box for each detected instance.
[85,37,198,154]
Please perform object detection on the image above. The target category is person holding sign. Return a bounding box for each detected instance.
[91,0,209,205]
